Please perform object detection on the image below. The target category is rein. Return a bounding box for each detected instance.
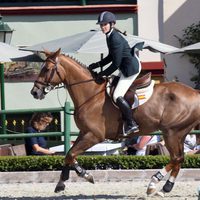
[35,56,107,115]
[68,78,96,87]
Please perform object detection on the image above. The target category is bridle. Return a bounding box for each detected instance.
[33,55,107,115]
[34,57,98,95]
[33,58,64,94]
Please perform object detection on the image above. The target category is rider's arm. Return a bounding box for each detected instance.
[89,54,112,71]
[98,63,118,76]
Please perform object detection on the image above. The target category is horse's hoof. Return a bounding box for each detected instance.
[54,182,65,193]
[84,173,95,184]
[155,190,165,197]
[146,188,156,196]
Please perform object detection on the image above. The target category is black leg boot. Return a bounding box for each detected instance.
[116,96,139,135]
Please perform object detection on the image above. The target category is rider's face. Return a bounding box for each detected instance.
[100,23,111,34]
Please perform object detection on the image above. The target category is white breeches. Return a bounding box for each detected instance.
[113,65,141,103]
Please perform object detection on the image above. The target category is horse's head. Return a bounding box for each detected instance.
[31,48,64,99]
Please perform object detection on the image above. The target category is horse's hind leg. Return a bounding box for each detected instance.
[147,163,173,195]
[159,133,184,196]
[147,130,185,196]
[162,162,182,193]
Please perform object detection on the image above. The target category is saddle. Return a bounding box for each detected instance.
[107,72,154,108]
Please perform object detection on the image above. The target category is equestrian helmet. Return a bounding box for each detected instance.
[97,11,116,24]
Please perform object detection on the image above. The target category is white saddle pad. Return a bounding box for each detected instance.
[106,79,155,109]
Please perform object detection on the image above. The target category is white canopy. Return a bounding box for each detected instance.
[22,29,179,55]
[0,42,42,62]
[168,42,200,54]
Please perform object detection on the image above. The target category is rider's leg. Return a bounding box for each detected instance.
[113,72,140,135]
[116,96,139,134]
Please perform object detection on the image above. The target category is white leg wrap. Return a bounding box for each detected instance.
[160,167,168,177]
[153,168,167,182]
[148,176,159,189]
[168,176,176,183]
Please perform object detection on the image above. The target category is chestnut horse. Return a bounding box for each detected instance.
[31,49,200,196]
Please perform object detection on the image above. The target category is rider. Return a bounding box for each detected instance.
[88,11,141,136]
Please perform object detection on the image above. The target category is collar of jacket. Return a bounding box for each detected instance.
[106,28,114,38]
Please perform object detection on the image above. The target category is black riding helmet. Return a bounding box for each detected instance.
[96,11,116,25]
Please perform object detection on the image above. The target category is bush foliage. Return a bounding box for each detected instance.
[0,155,200,172]
[175,21,200,88]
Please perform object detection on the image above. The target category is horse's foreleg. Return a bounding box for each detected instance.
[55,135,83,193]
[55,131,103,193]
[55,158,95,193]
[147,163,173,195]
[73,160,94,183]
[54,165,70,193]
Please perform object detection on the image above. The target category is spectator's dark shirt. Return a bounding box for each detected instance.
[25,127,47,155]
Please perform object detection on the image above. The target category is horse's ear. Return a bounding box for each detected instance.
[55,48,61,57]
[43,48,51,57]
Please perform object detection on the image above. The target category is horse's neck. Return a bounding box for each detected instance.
[60,55,104,108]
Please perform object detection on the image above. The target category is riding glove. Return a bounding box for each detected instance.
[91,71,98,78]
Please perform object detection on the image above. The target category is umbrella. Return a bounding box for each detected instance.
[123,34,179,54]
[168,42,200,54]
[0,42,43,62]
[22,30,179,54]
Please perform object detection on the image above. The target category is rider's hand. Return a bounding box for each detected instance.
[91,71,98,79]
[88,62,99,71]
[94,73,105,84]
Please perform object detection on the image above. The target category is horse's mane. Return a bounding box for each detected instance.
[63,54,88,69]
[46,50,91,76]
[61,53,93,77]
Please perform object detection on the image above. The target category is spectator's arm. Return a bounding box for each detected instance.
[132,136,152,150]
[32,144,55,155]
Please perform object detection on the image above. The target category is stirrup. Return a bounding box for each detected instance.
[123,123,139,136]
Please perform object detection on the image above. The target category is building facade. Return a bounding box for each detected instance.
[1,0,200,134]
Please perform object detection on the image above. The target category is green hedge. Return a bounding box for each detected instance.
[0,155,200,172]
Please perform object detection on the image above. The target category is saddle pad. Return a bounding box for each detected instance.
[106,78,155,110]
[132,80,155,109]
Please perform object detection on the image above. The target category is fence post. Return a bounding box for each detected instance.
[64,101,71,154]
[0,63,6,135]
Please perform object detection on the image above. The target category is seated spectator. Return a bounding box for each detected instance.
[184,134,200,155]
[25,112,56,155]
[127,135,160,156]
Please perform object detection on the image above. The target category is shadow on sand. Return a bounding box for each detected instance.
[0,195,146,200]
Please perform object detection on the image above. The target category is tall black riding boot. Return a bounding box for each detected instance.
[116,96,139,136]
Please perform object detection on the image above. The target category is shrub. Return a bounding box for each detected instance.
[0,155,199,172]
[175,21,200,88]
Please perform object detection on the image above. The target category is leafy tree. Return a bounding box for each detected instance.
[175,21,200,88]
